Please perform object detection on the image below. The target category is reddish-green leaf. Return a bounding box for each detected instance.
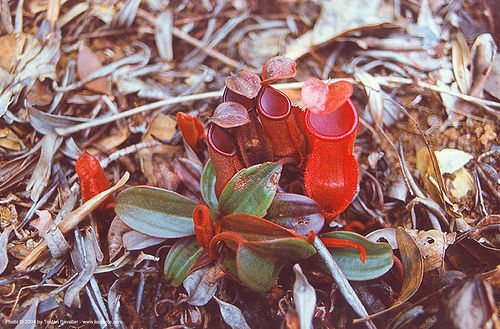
[266,193,325,235]
[200,160,218,210]
[220,213,299,241]
[244,238,316,261]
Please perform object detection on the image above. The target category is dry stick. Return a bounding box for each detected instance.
[55,78,500,136]
[55,91,222,136]
[136,8,253,71]
[313,237,377,329]
[172,26,253,71]
[15,172,130,271]
[378,76,500,114]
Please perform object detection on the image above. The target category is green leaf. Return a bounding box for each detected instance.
[218,162,282,217]
[320,231,393,281]
[200,160,218,210]
[115,186,196,238]
[164,237,204,287]
[266,193,325,235]
[236,244,284,292]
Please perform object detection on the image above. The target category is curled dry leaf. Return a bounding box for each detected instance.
[211,101,250,128]
[214,296,251,329]
[261,56,297,84]
[394,227,424,306]
[183,264,224,306]
[439,277,496,329]
[293,264,316,329]
[31,210,53,237]
[26,135,63,203]
[16,296,39,329]
[224,70,261,99]
[66,230,99,308]
[43,225,71,259]
[301,78,353,114]
[77,43,110,94]
[108,216,131,260]
[122,230,166,251]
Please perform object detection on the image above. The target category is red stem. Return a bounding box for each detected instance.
[320,237,366,263]
[209,232,248,259]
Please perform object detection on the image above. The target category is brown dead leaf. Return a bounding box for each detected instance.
[478,123,497,147]
[446,168,475,201]
[77,43,110,94]
[451,33,471,94]
[439,277,497,329]
[148,113,177,141]
[407,229,456,272]
[285,0,392,60]
[484,55,500,100]
[94,126,131,152]
[139,113,181,186]
[108,216,131,260]
[0,127,23,151]
[26,80,54,106]
[0,33,26,71]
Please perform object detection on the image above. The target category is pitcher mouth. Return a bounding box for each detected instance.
[257,85,291,120]
[222,87,256,111]
[208,124,237,156]
[305,99,359,141]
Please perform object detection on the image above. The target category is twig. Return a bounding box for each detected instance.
[15,172,130,271]
[100,140,162,169]
[377,76,500,112]
[55,77,500,136]
[313,237,377,329]
[172,26,252,71]
[136,8,253,71]
[55,91,222,136]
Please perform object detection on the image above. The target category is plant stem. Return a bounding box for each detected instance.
[313,237,377,329]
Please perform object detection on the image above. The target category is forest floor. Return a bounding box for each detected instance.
[0,0,499,328]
